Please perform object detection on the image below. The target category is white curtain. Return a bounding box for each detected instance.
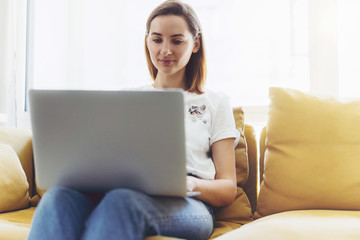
[0,0,14,126]
[0,0,27,127]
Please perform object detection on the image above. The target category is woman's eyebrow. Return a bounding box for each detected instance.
[150,32,185,37]
[171,34,185,37]
[150,32,162,36]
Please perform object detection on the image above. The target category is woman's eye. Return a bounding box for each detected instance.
[173,40,183,45]
[152,38,162,43]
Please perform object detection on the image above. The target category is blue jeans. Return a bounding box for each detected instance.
[27,187,214,240]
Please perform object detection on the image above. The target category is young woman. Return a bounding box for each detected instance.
[28,1,239,240]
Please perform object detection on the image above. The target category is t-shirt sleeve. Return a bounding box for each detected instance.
[210,95,240,147]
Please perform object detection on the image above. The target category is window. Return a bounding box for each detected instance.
[338,0,360,98]
[27,0,309,111]
[21,0,360,131]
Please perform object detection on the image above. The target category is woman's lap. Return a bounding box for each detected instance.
[28,187,213,240]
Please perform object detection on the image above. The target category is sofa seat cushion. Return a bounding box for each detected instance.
[0,207,35,224]
[215,210,360,240]
[0,220,30,240]
[0,207,35,240]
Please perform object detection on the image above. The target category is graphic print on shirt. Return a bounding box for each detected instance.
[186,104,211,152]
[188,105,208,124]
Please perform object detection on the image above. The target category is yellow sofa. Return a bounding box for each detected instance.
[215,88,360,240]
[0,107,256,240]
[3,87,360,240]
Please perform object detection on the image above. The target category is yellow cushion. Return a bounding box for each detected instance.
[0,144,30,212]
[215,210,360,240]
[256,87,360,217]
[233,107,249,186]
[0,127,33,196]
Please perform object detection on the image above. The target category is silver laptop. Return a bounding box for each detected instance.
[29,89,190,197]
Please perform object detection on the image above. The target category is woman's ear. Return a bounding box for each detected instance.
[145,34,149,48]
[192,35,201,53]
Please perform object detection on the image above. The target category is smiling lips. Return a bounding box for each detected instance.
[159,59,176,65]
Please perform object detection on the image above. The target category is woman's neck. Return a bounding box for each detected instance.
[153,71,186,90]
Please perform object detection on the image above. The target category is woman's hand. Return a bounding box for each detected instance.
[186,175,199,192]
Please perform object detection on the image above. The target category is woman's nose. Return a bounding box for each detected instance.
[160,43,172,56]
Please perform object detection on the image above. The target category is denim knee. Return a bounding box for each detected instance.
[100,189,148,212]
[45,186,77,198]
[96,189,156,227]
[43,186,86,205]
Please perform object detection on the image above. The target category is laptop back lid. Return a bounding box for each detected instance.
[29,89,186,197]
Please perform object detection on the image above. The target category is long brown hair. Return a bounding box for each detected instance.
[145,0,206,94]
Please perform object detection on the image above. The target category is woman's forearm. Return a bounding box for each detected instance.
[191,177,237,207]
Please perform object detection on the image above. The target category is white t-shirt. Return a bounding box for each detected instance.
[136,85,240,180]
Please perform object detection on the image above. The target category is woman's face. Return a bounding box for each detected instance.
[146,15,200,80]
